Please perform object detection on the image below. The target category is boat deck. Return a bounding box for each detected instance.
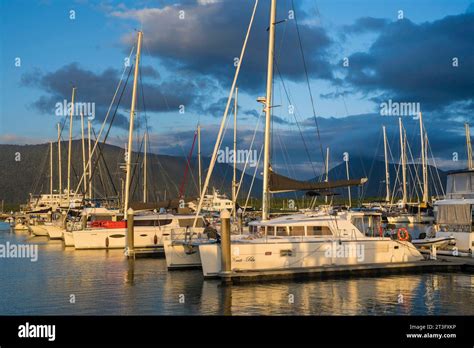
[216,258,472,284]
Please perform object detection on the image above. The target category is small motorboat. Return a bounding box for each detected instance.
[411,236,456,249]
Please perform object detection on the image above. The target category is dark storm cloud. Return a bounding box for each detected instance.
[343,17,389,34]
[343,14,474,116]
[111,0,334,92]
[21,63,218,129]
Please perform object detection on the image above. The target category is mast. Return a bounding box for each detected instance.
[67,87,76,202]
[466,123,473,170]
[50,141,53,198]
[232,87,238,220]
[345,152,351,207]
[382,125,390,203]
[198,124,202,197]
[88,119,93,199]
[124,30,143,217]
[143,131,147,203]
[81,113,87,195]
[399,117,407,205]
[419,112,428,204]
[261,0,277,221]
[325,147,329,204]
[57,123,62,202]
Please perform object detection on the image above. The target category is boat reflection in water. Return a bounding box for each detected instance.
[1,223,472,316]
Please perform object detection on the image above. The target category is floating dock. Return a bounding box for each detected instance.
[125,247,164,258]
[218,258,473,284]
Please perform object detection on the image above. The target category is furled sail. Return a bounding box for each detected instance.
[268,168,368,193]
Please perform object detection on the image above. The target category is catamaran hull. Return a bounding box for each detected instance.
[164,241,203,269]
[72,227,170,250]
[63,231,75,247]
[14,223,29,231]
[30,224,64,238]
[29,225,48,235]
[164,235,246,269]
[199,239,424,278]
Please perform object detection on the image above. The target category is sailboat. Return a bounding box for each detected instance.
[385,115,435,224]
[63,31,207,250]
[414,123,474,254]
[196,0,423,277]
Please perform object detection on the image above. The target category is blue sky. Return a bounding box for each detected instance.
[1,0,473,178]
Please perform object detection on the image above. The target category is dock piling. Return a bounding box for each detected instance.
[125,208,135,258]
[220,209,231,277]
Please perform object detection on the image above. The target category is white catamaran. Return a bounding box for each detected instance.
[166,0,423,275]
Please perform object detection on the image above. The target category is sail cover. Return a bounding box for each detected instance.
[268,169,368,193]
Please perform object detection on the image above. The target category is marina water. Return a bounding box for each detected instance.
[0,222,472,315]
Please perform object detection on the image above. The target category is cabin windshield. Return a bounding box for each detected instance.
[351,215,381,236]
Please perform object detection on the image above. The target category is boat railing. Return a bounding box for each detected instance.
[170,227,206,242]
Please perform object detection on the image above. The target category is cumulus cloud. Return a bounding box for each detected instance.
[110,0,335,92]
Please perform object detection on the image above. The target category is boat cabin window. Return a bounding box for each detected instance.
[306,226,332,236]
[289,226,305,236]
[276,226,288,236]
[177,218,204,228]
[90,216,112,222]
[260,226,267,235]
[250,225,261,234]
[134,219,173,227]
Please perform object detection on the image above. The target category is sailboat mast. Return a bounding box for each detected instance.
[143,132,147,203]
[466,123,473,170]
[382,125,390,203]
[325,147,330,204]
[345,153,351,207]
[262,0,277,221]
[67,87,76,202]
[399,117,407,205]
[81,113,87,195]
[198,124,202,197]
[50,141,53,198]
[232,87,238,220]
[57,123,62,202]
[419,112,428,204]
[88,119,93,199]
[124,30,143,217]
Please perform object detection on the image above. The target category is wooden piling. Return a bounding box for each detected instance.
[126,208,135,258]
[220,209,231,275]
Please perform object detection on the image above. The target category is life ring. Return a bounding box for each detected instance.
[397,227,409,241]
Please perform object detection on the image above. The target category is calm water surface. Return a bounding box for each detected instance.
[0,222,473,315]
